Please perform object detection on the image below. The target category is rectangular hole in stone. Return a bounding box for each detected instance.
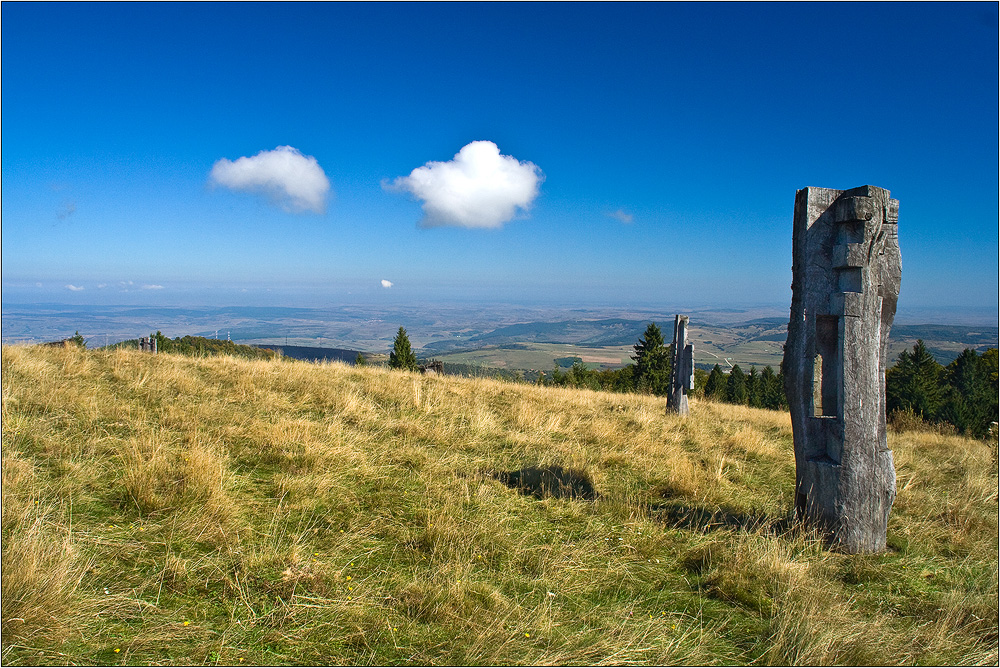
[814,316,839,417]
[838,267,862,293]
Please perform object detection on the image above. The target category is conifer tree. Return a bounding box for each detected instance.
[725,364,748,405]
[630,322,672,395]
[747,365,762,408]
[704,364,727,400]
[886,340,943,419]
[939,348,997,438]
[760,365,783,410]
[389,327,418,371]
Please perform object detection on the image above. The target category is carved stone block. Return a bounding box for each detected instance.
[782,185,901,553]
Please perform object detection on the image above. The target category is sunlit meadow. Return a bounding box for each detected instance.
[2,344,996,665]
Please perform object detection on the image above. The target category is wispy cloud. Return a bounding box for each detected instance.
[65,284,84,292]
[385,141,544,229]
[607,209,634,224]
[141,284,164,290]
[380,279,393,288]
[56,201,77,220]
[209,145,331,214]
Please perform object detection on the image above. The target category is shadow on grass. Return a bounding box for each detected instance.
[649,487,792,534]
[486,465,598,501]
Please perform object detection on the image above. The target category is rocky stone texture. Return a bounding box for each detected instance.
[782,185,901,554]
[667,315,694,415]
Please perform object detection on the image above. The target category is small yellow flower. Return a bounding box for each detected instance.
[114,648,121,653]
[183,621,190,626]
[345,576,351,581]
[524,632,530,638]
[348,586,353,591]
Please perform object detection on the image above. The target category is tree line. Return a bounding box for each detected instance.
[389,325,998,438]
[106,332,279,361]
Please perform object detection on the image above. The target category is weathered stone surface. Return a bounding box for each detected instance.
[667,315,694,415]
[782,185,901,554]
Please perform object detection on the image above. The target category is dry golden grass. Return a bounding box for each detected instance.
[1,344,996,665]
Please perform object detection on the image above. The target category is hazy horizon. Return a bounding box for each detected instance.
[2,4,997,318]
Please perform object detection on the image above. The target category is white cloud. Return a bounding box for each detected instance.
[385,141,544,229]
[380,279,393,288]
[65,284,84,291]
[209,145,331,214]
[141,284,164,290]
[608,209,634,224]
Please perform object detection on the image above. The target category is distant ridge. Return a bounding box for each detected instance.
[258,345,362,365]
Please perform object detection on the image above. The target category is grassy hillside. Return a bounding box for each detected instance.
[2,345,997,665]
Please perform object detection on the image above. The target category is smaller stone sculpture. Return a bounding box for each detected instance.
[667,315,694,415]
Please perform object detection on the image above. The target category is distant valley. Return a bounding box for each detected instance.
[2,303,995,373]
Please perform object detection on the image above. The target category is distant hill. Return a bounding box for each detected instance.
[423,318,997,370]
[466,319,658,347]
[258,345,362,365]
[890,324,998,346]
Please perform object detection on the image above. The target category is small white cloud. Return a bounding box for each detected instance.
[385,140,544,229]
[381,279,393,288]
[141,284,164,290]
[209,145,331,214]
[608,209,634,224]
[65,284,84,292]
[97,283,107,289]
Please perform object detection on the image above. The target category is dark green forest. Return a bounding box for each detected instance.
[886,340,998,438]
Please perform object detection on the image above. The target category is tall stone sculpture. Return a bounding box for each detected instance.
[667,315,694,415]
[782,185,901,554]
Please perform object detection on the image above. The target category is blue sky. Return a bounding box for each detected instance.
[2,2,997,314]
